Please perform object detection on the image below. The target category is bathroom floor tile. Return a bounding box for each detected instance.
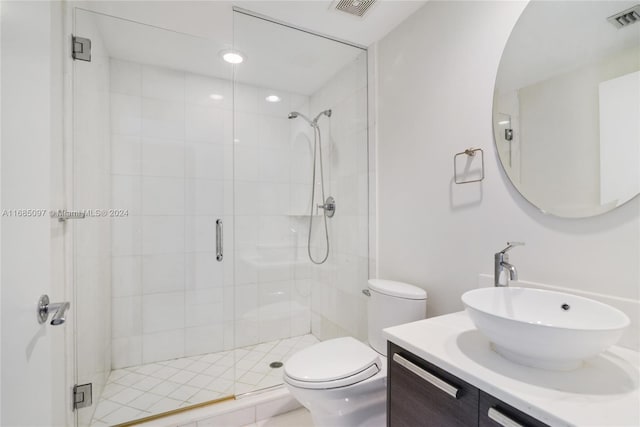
[90,333,318,426]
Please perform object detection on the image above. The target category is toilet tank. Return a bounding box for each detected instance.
[367,279,427,356]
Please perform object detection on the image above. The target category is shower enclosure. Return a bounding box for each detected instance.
[71,6,369,426]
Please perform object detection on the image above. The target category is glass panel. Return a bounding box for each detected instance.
[72,9,233,426]
[232,10,369,396]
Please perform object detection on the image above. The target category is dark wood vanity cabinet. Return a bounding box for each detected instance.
[388,343,550,427]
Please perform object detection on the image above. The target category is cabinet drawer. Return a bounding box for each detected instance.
[479,391,550,427]
[388,342,479,427]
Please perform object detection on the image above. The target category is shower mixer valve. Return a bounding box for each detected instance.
[317,196,336,218]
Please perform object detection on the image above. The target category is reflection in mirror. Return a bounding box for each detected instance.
[493,0,640,218]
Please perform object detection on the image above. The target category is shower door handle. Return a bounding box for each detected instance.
[216,219,223,262]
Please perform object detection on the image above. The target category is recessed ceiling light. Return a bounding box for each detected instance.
[265,95,281,103]
[209,93,224,101]
[220,50,244,64]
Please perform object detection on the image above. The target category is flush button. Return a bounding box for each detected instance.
[561,303,570,311]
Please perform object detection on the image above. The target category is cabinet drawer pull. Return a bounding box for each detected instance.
[488,407,525,427]
[392,353,460,399]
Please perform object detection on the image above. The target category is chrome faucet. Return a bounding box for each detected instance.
[494,242,524,287]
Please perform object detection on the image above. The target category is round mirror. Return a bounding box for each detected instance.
[493,0,640,218]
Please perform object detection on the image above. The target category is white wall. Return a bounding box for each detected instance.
[376,1,639,330]
[1,1,68,425]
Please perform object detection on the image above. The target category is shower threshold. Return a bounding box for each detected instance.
[90,334,318,426]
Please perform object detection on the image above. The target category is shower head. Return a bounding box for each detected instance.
[288,111,315,127]
[312,109,332,123]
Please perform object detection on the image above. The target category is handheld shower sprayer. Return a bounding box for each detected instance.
[287,109,334,264]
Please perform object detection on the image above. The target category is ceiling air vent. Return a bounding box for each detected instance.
[334,0,376,18]
[607,4,640,29]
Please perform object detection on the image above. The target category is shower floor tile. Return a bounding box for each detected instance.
[90,334,318,426]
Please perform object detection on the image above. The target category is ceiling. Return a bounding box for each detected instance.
[77,0,426,94]
[233,0,427,47]
[81,0,426,47]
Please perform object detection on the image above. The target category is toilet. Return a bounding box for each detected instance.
[284,279,427,427]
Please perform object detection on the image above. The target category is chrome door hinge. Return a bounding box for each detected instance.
[73,383,92,410]
[72,36,91,62]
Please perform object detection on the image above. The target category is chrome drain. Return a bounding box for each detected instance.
[269,361,283,368]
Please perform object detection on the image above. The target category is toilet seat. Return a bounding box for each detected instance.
[284,337,382,390]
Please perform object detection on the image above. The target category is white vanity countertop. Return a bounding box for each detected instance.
[383,311,640,427]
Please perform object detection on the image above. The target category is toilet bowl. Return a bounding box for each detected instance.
[284,279,427,427]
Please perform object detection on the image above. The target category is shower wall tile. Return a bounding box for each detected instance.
[185,105,226,143]
[185,142,225,180]
[111,59,312,367]
[111,216,142,256]
[141,138,185,177]
[186,179,224,215]
[112,256,142,298]
[234,112,260,147]
[142,65,185,102]
[235,216,259,249]
[185,216,217,253]
[259,116,290,149]
[112,336,143,369]
[142,177,185,215]
[185,74,232,109]
[259,89,295,118]
[309,51,369,342]
[142,330,185,364]
[185,325,224,356]
[235,182,260,215]
[141,215,185,255]
[185,290,224,328]
[141,254,185,294]
[111,61,224,368]
[111,59,142,96]
[142,292,185,333]
[111,94,142,136]
[258,148,290,183]
[258,183,290,216]
[234,147,260,181]
[112,175,141,215]
[141,98,185,139]
[185,253,224,289]
[235,84,260,114]
[111,134,141,175]
[235,283,259,320]
[112,296,143,338]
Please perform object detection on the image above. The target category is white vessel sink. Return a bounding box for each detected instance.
[461,287,630,370]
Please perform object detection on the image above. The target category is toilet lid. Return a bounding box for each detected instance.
[284,337,381,389]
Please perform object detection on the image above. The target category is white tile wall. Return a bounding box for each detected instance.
[110,59,314,369]
[308,51,370,342]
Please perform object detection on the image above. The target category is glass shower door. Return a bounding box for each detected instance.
[230,9,369,397]
[72,9,234,426]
